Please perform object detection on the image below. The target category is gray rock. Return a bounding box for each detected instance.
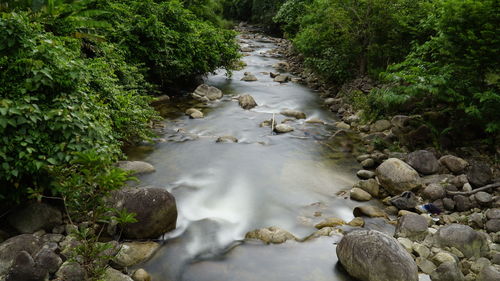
[416,257,436,274]
[476,192,493,206]
[391,115,409,128]
[110,187,177,239]
[485,219,500,233]
[422,184,446,200]
[336,230,418,281]
[407,150,440,175]
[192,84,223,101]
[395,214,428,241]
[104,268,134,281]
[274,124,294,133]
[238,94,257,109]
[361,158,375,169]
[272,61,289,71]
[185,108,204,119]
[7,203,62,234]
[439,155,469,174]
[117,161,155,175]
[467,161,492,187]
[245,227,296,244]
[350,188,372,201]
[34,248,62,274]
[477,265,500,281]
[356,170,376,179]
[216,136,238,143]
[443,198,455,211]
[241,72,258,81]
[468,213,484,229]
[5,251,47,281]
[356,179,379,197]
[454,195,473,211]
[114,242,160,268]
[0,234,41,277]
[435,224,489,258]
[390,192,418,210]
[486,208,500,219]
[376,158,421,195]
[370,120,392,132]
[273,74,289,83]
[430,261,465,281]
[55,262,86,281]
[280,109,306,119]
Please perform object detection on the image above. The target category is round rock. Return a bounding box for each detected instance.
[350,188,372,201]
[238,94,257,109]
[274,124,294,134]
[117,161,155,175]
[435,224,489,258]
[439,155,468,174]
[376,158,421,195]
[395,214,428,241]
[406,150,439,175]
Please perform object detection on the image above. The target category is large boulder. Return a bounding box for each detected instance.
[113,242,160,268]
[376,158,421,195]
[336,230,418,281]
[191,84,223,102]
[5,251,47,281]
[117,161,155,175]
[439,155,469,174]
[467,161,492,187]
[238,94,257,109]
[0,234,41,277]
[110,187,177,239]
[395,214,428,241]
[435,224,489,258]
[7,203,62,234]
[406,150,439,175]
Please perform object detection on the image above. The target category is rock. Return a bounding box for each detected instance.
[413,243,431,258]
[376,158,421,195]
[241,72,258,81]
[422,184,446,200]
[356,170,376,179]
[273,74,289,83]
[439,155,469,174]
[468,213,484,228]
[433,252,457,265]
[353,206,388,219]
[5,251,47,281]
[315,218,346,229]
[350,188,372,201]
[391,115,409,128]
[406,150,439,175]
[443,198,455,211]
[435,224,489,258]
[185,108,204,119]
[110,187,177,239]
[34,248,62,274]
[454,195,473,211]
[347,217,365,227]
[216,136,238,143]
[471,257,491,273]
[272,61,289,71]
[356,179,379,197]
[245,227,296,244]
[486,208,500,219]
[7,203,62,234]
[55,262,86,281]
[335,122,351,130]
[406,124,432,148]
[416,257,436,274]
[240,47,253,52]
[467,161,492,187]
[360,158,375,169]
[476,192,493,206]
[477,265,500,281]
[336,230,418,281]
[395,214,428,241]
[430,261,465,281]
[149,95,170,107]
[485,219,500,232]
[104,268,134,281]
[280,109,306,119]
[390,191,418,210]
[238,94,257,109]
[305,117,325,124]
[397,237,413,253]
[114,242,160,268]
[0,234,41,277]
[370,120,392,132]
[269,72,279,78]
[131,269,151,281]
[274,124,294,133]
[117,161,155,175]
[192,84,223,101]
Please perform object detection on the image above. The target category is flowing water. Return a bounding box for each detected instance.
[127,29,368,281]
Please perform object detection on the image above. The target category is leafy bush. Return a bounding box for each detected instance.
[273,0,311,37]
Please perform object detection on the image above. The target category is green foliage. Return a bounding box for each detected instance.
[273,0,310,37]
[370,0,500,134]
[221,0,252,21]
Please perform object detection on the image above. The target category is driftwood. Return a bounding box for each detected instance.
[271,113,275,133]
[446,182,500,196]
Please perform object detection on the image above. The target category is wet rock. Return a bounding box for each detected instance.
[435,224,489,258]
[376,158,421,195]
[280,109,306,119]
[305,117,325,124]
[416,257,436,274]
[390,191,418,210]
[353,206,388,219]
[430,261,465,281]
[0,234,41,277]
[350,188,372,201]
[406,150,439,175]
[467,161,492,187]
[477,265,500,281]
[454,195,473,211]
[240,47,253,52]
[476,192,493,206]
[395,214,428,241]
[347,217,365,227]
[315,218,346,229]
[335,122,351,130]
[192,84,223,101]
[117,161,155,175]
[238,94,257,109]
[485,219,500,232]
[370,120,392,132]
[241,72,258,81]
[422,184,446,200]
[439,155,469,174]
[55,262,86,281]
[272,61,289,71]
[132,269,151,281]
[110,187,177,239]
[360,158,375,169]
[114,242,160,268]
[274,124,294,133]
[104,268,133,281]
[356,170,376,179]
[34,248,62,274]
[336,230,418,281]
[269,72,279,78]
[5,251,47,281]
[7,203,62,234]
[273,74,289,83]
[356,179,379,197]
[216,136,238,143]
[245,226,296,244]
[185,108,204,119]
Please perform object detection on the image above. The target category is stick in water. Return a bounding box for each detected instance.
[271,113,275,133]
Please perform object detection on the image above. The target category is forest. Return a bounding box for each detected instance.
[0,0,499,280]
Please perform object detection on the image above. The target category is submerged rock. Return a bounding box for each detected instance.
[280,109,306,119]
[238,94,257,109]
[245,227,296,244]
[216,136,238,143]
[315,218,346,229]
[117,161,155,175]
[336,230,418,281]
[185,108,204,119]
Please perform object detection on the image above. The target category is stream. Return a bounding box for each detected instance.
[127,29,366,281]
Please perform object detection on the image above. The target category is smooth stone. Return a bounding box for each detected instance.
[439,155,468,174]
[238,94,257,109]
[245,227,296,244]
[350,188,372,201]
[395,214,428,241]
[280,109,306,119]
[416,257,436,274]
[335,122,351,130]
[273,74,289,83]
[475,192,493,205]
[241,73,258,81]
[216,136,238,143]
[435,224,489,258]
[389,192,418,210]
[274,124,294,133]
[486,208,500,219]
[356,179,379,197]
[413,243,431,258]
[114,242,160,268]
[376,158,421,195]
[422,184,446,200]
[117,161,155,175]
[347,217,365,227]
[192,84,223,101]
[104,267,134,281]
[477,265,500,281]
[353,206,388,219]
[356,170,376,179]
[131,269,151,281]
[360,158,375,169]
[185,108,204,119]
[467,161,492,187]
[305,117,325,124]
[485,219,500,232]
[407,150,440,175]
[55,261,86,281]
